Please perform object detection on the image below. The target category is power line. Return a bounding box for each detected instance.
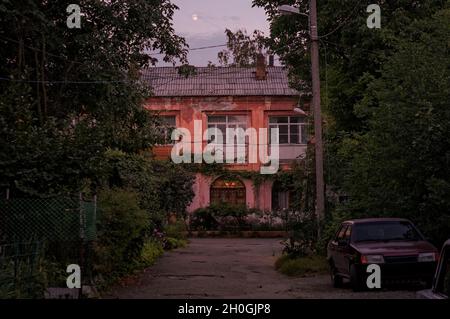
[0,76,129,84]
[318,1,363,39]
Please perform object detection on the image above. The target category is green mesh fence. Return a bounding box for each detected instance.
[0,197,96,242]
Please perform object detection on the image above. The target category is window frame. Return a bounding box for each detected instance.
[269,116,308,145]
[157,115,177,145]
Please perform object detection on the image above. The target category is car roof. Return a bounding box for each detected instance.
[341,217,412,224]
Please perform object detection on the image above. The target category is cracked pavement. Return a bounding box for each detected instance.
[104,238,417,299]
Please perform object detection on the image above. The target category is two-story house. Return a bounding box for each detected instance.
[142,55,309,213]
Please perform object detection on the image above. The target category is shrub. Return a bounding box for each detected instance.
[139,240,164,267]
[165,221,187,240]
[275,255,328,277]
[93,188,149,281]
[190,203,263,231]
[164,237,187,250]
[190,207,220,231]
[282,210,319,257]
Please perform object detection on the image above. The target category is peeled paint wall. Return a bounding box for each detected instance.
[145,95,307,213]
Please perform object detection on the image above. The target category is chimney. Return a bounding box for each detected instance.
[268,55,274,67]
[255,53,267,80]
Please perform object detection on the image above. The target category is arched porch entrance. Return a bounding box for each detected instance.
[210,177,246,206]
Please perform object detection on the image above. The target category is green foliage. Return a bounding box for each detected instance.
[164,237,188,250]
[217,29,268,66]
[275,254,328,277]
[165,221,188,240]
[254,1,450,247]
[0,0,187,197]
[189,207,220,231]
[93,189,149,281]
[139,240,164,268]
[335,8,450,247]
[190,203,254,231]
[102,150,195,225]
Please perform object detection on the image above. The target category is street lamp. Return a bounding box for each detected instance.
[278,4,309,17]
[278,2,325,240]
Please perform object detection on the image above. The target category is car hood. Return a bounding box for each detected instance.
[352,240,437,256]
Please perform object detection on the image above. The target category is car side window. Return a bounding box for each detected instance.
[336,225,348,241]
[344,225,352,243]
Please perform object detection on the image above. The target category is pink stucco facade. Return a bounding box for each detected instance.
[145,95,309,213]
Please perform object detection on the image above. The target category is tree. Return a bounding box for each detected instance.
[217,29,268,67]
[0,0,187,196]
[253,0,450,245]
[340,8,450,246]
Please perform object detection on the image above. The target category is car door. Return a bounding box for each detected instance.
[331,224,349,274]
[341,224,353,273]
[433,245,450,298]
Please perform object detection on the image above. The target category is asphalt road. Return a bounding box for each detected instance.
[104,238,417,299]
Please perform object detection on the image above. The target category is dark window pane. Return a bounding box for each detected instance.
[290,116,305,123]
[291,125,299,134]
[228,115,247,123]
[279,134,289,144]
[353,222,422,242]
[208,115,226,123]
[269,117,288,124]
[301,125,309,144]
[290,134,300,144]
[278,125,288,134]
[160,116,176,125]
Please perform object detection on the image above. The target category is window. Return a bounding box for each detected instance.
[269,116,308,144]
[344,225,352,243]
[210,177,246,206]
[336,225,348,241]
[207,115,247,137]
[158,116,176,145]
[207,115,248,161]
[353,221,422,243]
[271,181,291,210]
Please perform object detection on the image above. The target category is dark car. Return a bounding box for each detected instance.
[327,218,438,291]
[417,239,450,299]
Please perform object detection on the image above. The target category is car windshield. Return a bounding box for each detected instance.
[353,221,422,243]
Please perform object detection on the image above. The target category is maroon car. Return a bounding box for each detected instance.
[327,218,438,291]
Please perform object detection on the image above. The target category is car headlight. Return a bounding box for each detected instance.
[361,255,385,264]
[418,252,437,262]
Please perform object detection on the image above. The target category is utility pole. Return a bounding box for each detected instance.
[309,0,325,240]
[278,2,325,240]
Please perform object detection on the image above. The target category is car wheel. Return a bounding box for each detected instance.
[350,264,364,292]
[330,261,343,288]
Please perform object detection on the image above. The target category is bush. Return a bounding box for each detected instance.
[275,254,328,277]
[164,237,187,250]
[190,207,220,231]
[165,221,187,240]
[93,188,150,281]
[190,203,264,231]
[139,240,164,267]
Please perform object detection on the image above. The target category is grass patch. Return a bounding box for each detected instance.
[140,240,164,267]
[275,254,328,277]
[165,237,188,250]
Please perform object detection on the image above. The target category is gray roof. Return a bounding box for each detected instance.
[141,66,299,97]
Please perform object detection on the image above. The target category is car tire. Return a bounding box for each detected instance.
[350,264,364,292]
[330,261,343,288]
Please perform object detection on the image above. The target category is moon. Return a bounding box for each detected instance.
[192,14,198,21]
